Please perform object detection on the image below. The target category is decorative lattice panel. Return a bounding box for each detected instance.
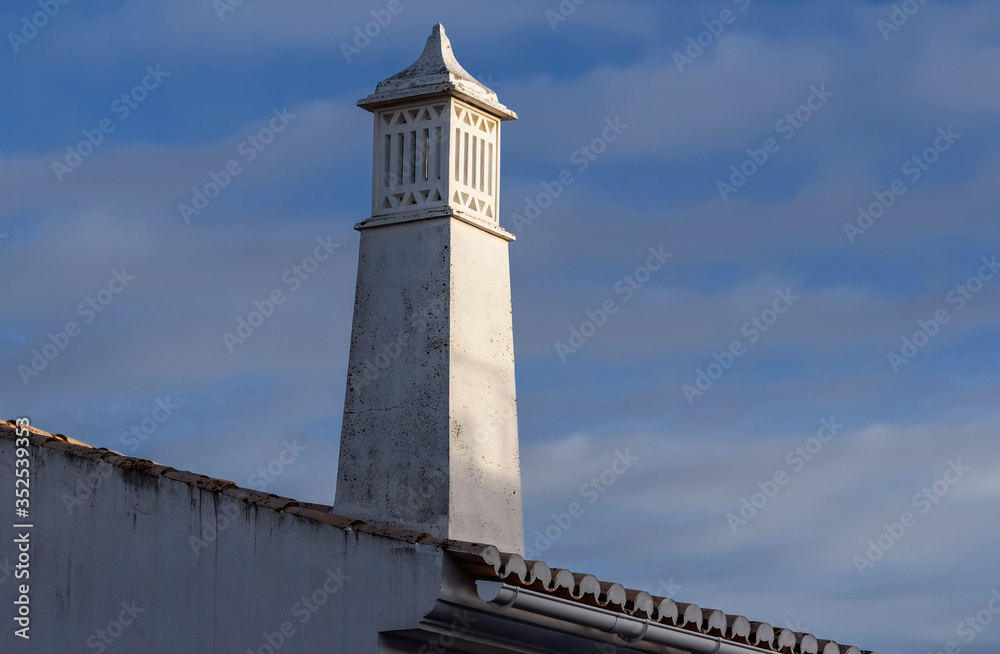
[449,102,499,221]
[373,102,449,215]
[372,99,500,225]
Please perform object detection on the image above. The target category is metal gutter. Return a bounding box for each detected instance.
[477,581,773,654]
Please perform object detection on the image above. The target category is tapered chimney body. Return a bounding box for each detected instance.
[334,24,522,554]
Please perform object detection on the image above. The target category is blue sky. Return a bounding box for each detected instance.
[3,1,999,652]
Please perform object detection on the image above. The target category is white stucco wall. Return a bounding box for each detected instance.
[0,427,446,653]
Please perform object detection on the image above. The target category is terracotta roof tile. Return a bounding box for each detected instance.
[599,581,626,607]
[622,587,652,617]
[161,469,237,494]
[654,596,679,624]
[702,608,728,637]
[776,627,798,651]
[798,633,819,654]
[749,621,776,648]
[116,457,174,476]
[726,614,752,643]
[283,506,357,530]
[675,601,703,630]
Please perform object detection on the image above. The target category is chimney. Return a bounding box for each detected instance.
[334,24,523,554]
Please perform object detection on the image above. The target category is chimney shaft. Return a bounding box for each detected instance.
[334,24,523,554]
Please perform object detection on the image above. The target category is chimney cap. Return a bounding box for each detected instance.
[357,23,517,120]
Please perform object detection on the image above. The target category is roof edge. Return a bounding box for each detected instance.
[0,419,496,557]
[0,420,875,654]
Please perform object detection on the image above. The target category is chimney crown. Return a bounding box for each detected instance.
[356,23,515,237]
[358,23,516,121]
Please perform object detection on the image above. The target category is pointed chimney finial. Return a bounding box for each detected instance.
[359,23,516,120]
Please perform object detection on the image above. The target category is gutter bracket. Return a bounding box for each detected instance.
[617,618,649,644]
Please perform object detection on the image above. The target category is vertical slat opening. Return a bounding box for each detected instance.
[463,132,469,186]
[409,130,417,185]
[421,128,429,181]
[471,135,478,189]
[396,132,404,186]
[488,142,494,196]
[433,126,441,180]
[479,139,486,192]
[383,134,391,188]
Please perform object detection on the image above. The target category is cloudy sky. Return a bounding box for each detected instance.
[3,1,999,651]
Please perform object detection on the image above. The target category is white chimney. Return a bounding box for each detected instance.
[334,24,523,554]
